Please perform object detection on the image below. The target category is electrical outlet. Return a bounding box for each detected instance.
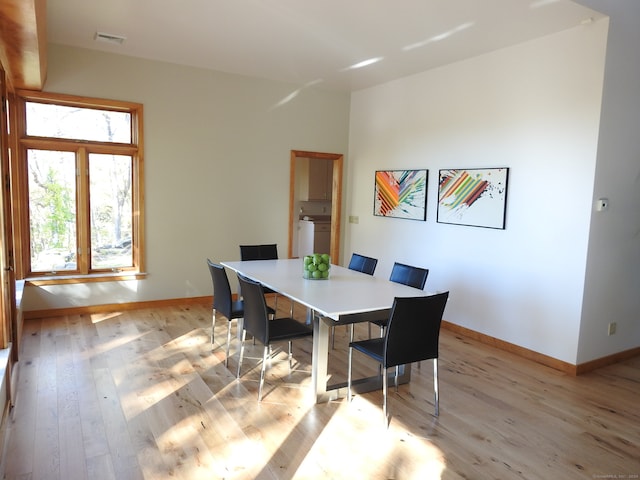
[607,322,617,335]
[349,215,359,224]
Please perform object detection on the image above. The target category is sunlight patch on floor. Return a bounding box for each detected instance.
[89,311,125,323]
[293,395,447,479]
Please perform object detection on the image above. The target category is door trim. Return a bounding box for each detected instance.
[288,150,343,263]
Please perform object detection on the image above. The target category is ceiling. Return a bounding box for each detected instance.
[44,0,606,92]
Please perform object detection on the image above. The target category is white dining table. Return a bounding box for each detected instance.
[222,258,433,403]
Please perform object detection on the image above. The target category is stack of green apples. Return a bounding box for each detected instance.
[303,253,331,279]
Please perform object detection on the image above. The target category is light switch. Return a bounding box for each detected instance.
[349,215,359,224]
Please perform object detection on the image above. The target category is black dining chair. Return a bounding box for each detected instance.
[331,253,379,348]
[239,244,279,261]
[348,292,449,423]
[348,253,378,275]
[368,261,429,337]
[236,273,313,401]
[389,262,430,289]
[207,259,274,366]
[239,243,284,313]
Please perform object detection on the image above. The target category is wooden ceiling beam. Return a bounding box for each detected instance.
[0,0,46,91]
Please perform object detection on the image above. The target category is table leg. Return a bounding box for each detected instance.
[311,311,336,403]
[310,311,412,403]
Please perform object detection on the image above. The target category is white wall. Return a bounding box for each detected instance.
[575,0,640,363]
[345,22,608,364]
[21,45,350,310]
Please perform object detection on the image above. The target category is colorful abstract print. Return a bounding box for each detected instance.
[437,168,508,229]
[439,170,489,209]
[374,170,427,220]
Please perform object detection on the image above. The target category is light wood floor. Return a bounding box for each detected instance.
[2,301,639,480]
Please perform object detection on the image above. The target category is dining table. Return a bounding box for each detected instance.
[221,258,434,403]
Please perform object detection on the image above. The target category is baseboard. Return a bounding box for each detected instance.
[575,346,640,374]
[442,321,578,374]
[442,321,640,375]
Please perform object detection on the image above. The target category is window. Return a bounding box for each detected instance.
[13,91,144,280]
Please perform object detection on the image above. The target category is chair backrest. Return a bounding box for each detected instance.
[348,253,378,276]
[207,259,234,318]
[384,292,449,368]
[240,244,278,261]
[237,274,271,345]
[389,262,429,290]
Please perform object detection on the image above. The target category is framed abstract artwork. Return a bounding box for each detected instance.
[437,167,509,229]
[374,169,428,221]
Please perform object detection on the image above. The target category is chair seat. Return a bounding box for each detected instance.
[229,300,275,320]
[350,337,384,364]
[269,317,313,342]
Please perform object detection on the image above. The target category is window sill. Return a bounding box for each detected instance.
[25,272,147,286]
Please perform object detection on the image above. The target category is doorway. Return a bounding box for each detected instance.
[288,150,343,263]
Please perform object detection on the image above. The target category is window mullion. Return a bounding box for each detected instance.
[76,147,90,274]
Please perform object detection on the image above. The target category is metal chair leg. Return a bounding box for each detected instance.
[395,365,399,392]
[211,308,216,344]
[225,320,232,367]
[288,341,293,370]
[236,330,247,379]
[382,366,388,422]
[258,345,269,401]
[347,347,353,402]
[433,358,439,416]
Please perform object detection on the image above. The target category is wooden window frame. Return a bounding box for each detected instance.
[12,90,145,283]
